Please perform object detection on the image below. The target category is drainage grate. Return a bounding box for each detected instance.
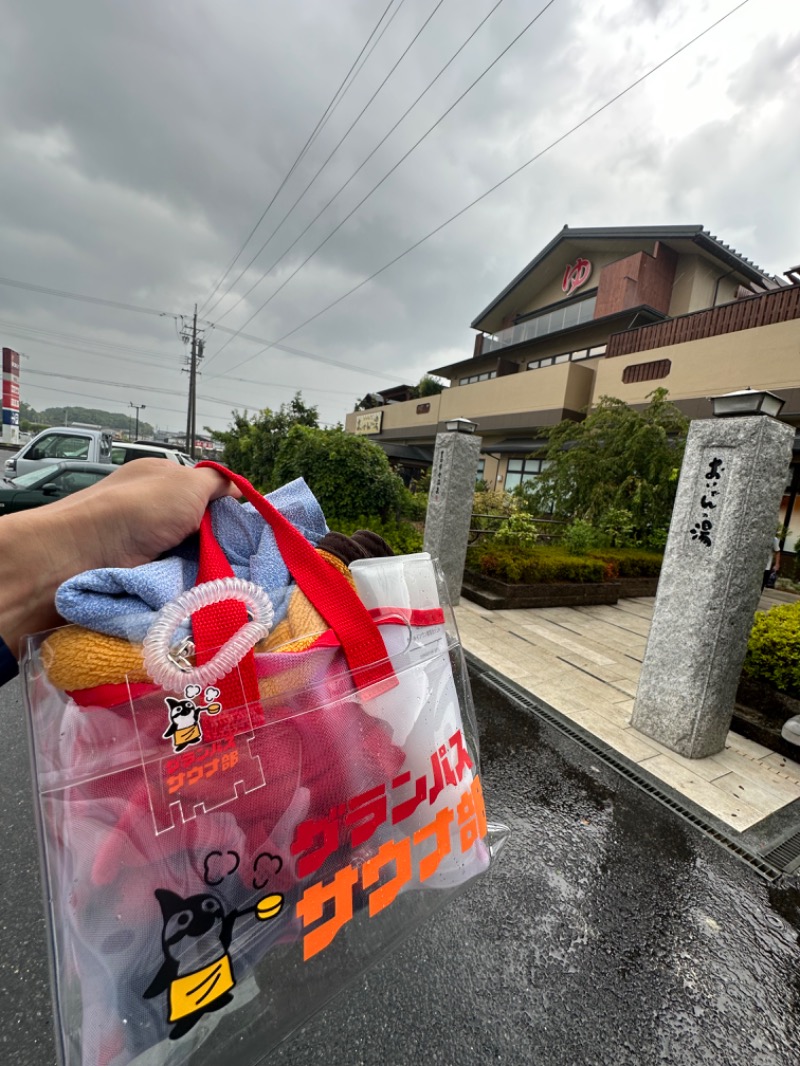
[762,832,800,873]
[471,660,786,883]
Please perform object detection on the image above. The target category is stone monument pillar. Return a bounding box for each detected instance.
[631,412,794,759]
[423,420,482,606]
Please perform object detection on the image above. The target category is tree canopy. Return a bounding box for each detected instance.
[273,425,404,520]
[19,401,155,438]
[354,375,446,410]
[523,388,688,548]
[210,393,318,490]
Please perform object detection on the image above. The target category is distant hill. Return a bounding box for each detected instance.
[19,402,155,439]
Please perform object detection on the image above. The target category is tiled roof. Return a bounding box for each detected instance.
[471,225,775,330]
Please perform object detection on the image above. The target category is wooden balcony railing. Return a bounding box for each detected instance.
[606,284,800,358]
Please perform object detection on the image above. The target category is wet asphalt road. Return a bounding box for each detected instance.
[1,670,800,1066]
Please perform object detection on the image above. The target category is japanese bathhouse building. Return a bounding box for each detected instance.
[344,225,800,544]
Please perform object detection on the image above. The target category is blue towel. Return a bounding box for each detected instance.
[55,478,328,642]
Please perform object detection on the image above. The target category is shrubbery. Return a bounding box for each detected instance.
[520,389,687,550]
[561,519,602,555]
[494,512,540,547]
[466,543,612,584]
[274,426,405,519]
[743,603,800,698]
[464,541,663,584]
[587,548,663,577]
[328,514,424,556]
[398,485,428,522]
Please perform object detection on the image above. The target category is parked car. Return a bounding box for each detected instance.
[4,427,113,476]
[4,428,197,476]
[111,441,196,466]
[0,462,114,514]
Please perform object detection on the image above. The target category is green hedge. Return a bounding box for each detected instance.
[743,602,800,699]
[466,543,613,584]
[327,515,424,556]
[587,548,663,578]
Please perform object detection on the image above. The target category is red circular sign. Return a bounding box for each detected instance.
[562,258,592,295]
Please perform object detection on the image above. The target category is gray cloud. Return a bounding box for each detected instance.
[0,0,796,430]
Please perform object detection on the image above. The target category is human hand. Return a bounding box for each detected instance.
[0,459,240,656]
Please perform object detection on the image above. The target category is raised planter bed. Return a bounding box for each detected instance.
[462,570,621,611]
[732,676,800,760]
[617,576,660,599]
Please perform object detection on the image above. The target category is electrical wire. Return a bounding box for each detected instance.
[21,380,339,429]
[0,276,171,317]
[0,318,181,369]
[335,0,410,121]
[207,322,407,380]
[0,275,401,381]
[202,0,448,323]
[20,382,197,424]
[6,328,360,400]
[198,0,399,316]
[21,365,322,419]
[203,0,514,371]
[0,318,369,393]
[203,0,558,373]
[219,0,753,379]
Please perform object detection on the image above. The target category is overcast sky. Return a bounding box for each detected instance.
[0,0,797,434]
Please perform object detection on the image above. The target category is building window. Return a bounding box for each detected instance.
[504,457,549,490]
[527,343,607,371]
[460,370,497,385]
[483,293,597,355]
[416,402,431,414]
[476,459,485,484]
[622,359,671,384]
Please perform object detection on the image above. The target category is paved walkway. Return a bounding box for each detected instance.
[455,589,800,832]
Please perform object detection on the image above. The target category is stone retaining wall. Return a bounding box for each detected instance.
[462,571,621,611]
[617,576,660,599]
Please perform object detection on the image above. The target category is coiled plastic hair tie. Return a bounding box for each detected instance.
[143,577,274,691]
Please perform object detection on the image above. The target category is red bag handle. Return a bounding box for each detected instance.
[194,462,397,700]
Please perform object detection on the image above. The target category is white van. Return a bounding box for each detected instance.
[111,442,196,467]
[5,428,197,476]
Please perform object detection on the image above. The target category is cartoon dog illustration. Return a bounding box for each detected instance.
[144,884,284,1040]
[162,685,222,753]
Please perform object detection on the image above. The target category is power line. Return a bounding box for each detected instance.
[0,318,180,370]
[203,0,554,373]
[198,0,399,316]
[22,380,340,429]
[2,321,365,396]
[206,323,407,381]
[10,335,179,373]
[19,365,335,413]
[202,0,448,324]
[22,366,202,401]
[221,0,752,378]
[21,381,197,423]
[203,0,516,371]
[0,275,171,317]
[0,275,402,382]
[20,357,360,417]
[334,0,410,119]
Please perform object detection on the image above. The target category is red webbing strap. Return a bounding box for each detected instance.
[196,462,397,697]
[193,510,263,735]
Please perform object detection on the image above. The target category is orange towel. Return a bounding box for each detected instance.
[43,550,356,691]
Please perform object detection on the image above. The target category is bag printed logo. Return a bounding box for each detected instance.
[145,850,285,1040]
[162,685,222,752]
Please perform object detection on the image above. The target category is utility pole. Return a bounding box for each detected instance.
[182,305,204,459]
[129,402,146,439]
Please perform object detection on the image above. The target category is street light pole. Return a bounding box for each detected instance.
[129,402,146,440]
